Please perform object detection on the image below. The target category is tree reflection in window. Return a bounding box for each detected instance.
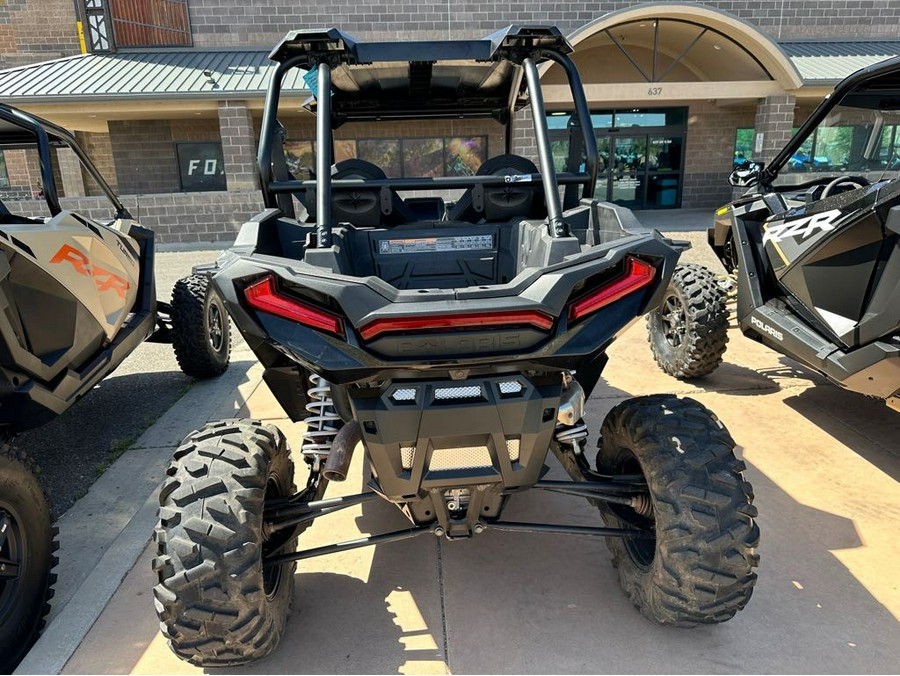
[285,136,487,178]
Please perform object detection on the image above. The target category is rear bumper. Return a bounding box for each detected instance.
[349,373,562,507]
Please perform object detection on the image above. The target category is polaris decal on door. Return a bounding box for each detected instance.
[762,209,841,245]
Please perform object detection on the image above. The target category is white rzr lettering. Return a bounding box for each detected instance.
[762,209,841,245]
[751,316,784,341]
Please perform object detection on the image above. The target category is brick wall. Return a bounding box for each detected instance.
[9,191,263,245]
[1,149,33,200]
[682,101,757,208]
[218,101,258,191]
[754,94,797,165]
[76,131,119,196]
[0,0,80,68]
[186,0,900,48]
[108,118,221,194]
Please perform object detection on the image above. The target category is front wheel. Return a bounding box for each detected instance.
[596,395,759,626]
[153,420,296,667]
[0,444,58,673]
[647,263,728,379]
[170,274,231,379]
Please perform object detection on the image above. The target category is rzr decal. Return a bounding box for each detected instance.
[50,244,130,299]
[762,209,841,245]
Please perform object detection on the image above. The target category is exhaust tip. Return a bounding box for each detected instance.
[322,468,347,482]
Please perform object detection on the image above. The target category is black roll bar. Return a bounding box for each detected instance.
[523,57,566,237]
[256,40,602,245]
[268,172,591,194]
[541,50,599,199]
[315,63,333,247]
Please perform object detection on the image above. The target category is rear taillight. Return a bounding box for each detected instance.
[359,309,554,341]
[568,257,656,322]
[244,275,344,337]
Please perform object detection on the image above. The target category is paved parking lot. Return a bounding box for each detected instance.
[16,232,900,674]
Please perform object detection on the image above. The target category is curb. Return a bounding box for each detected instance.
[14,356,265,676]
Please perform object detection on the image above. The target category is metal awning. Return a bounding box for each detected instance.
[780,41,900,83]
[0,50,308,103]
[1,40,899,105]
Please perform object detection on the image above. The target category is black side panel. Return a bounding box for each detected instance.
[856,203,900,345]
[778,212,883,346]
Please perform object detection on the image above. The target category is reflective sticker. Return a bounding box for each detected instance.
[378,235,493,255]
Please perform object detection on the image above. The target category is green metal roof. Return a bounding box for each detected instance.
[780,41,900,82]
[0,41,898,103]
[0,50,308,103]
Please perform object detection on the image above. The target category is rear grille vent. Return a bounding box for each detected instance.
[506,438,520,462]
[400,445,416,470]
[499,381,524,396]
[400,437,520,470]
[434,385,482,401]
[429,445,492,470]
[391,388,418,402]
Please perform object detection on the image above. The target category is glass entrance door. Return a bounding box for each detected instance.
[609,135,646,208]
[548,107,687,209]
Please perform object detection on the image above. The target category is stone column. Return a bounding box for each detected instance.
[217,100,258,191]
[753,94,796,166]
[56,146,85,197]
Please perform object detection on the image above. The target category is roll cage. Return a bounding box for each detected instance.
[257,26,600,247]
[0,104,128,219]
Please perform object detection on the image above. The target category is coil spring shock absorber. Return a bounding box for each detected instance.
[301,373,341,466]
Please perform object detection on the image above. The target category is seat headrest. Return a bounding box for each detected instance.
[477,154,540,222]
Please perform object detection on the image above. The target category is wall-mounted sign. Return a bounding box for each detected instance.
[176,142,227,192]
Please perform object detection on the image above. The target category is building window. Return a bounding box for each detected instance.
[734,128,754,166]
[82,0,192,51]
[176,143,226,192]
[284,137,487,179]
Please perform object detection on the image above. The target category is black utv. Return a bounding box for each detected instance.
[0,104,231,671]
[152,26,760,666]
[647,56,900,414]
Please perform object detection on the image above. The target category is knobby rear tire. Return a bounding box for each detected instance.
[152,419,296,667]
[170,274,231,379]
[596,395,759,626]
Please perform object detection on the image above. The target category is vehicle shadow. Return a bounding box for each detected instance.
[781,382,900,482]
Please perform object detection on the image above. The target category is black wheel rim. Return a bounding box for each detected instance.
[660,292,687,349]
[609,453,656,570]
[0,504,24,623]
[262,476,286,598]
[207,302,224,353]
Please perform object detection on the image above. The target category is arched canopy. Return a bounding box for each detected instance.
[567,3,802,88]
[541,3,802,104]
